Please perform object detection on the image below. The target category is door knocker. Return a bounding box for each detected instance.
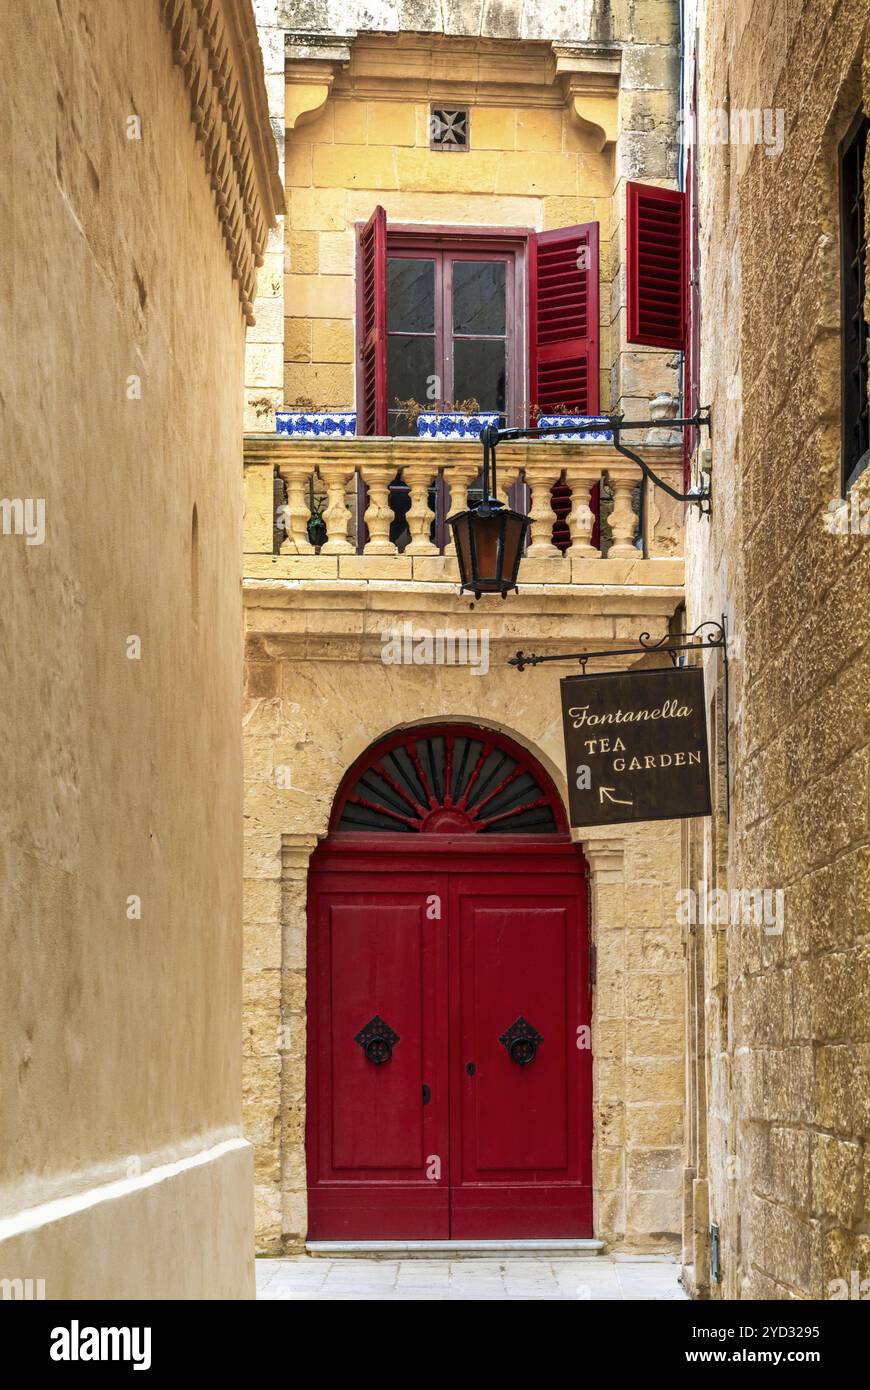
[354,1014,400,1065]
[498,1015,544,1066]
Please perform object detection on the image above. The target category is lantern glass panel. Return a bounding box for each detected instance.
[451,511,473,582]
[448,504,531,596]
[500,511,526,584]
[472,513,502,584]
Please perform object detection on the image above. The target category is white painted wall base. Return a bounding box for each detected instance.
[0,1138,254,1300]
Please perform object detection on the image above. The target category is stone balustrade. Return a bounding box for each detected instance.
[243,436,686,584]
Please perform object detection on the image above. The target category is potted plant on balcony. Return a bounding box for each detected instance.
[529,402,612,442]
[306,493,327,548]
[396,397,499,441]
[276,397,356,439]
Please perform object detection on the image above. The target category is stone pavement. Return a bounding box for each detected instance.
[256,1254,688,1300]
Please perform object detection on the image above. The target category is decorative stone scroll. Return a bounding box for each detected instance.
[158,0,282,324]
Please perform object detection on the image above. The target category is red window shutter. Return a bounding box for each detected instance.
[357,205,387,435]
[626,181,687,350]
[683,145,701,485]
[529,223,600,416]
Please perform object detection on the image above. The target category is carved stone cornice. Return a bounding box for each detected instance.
[285,60,337,131]
[158,0,284,324]
[553,45,621,150]
[284,33,354,128]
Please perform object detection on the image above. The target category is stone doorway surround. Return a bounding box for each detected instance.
[244,815,683,1256]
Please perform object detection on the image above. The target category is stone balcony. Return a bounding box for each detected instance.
[242,434,686,659]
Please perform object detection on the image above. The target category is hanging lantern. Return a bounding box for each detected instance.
[447,425,532,598]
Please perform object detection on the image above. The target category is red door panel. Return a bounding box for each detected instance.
[330,902,427,1170]
[450,870,592,1238]
[462,903,570,1172]
[307,869,449,1239]
[307,842,591,1240]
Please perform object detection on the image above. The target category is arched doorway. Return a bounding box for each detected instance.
[306,723,592,1240]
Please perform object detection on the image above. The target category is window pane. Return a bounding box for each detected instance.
[453,338,506,412]
[453,260,505,335]
[388,333,435,405]
[387,258,435,332]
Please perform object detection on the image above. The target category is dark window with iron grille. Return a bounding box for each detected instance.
[840,112,869,492]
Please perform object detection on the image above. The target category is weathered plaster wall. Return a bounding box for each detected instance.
[683,0,870,1299]
[0,0,276,1298]
[242,587,685,1253]
[275,0,654,45]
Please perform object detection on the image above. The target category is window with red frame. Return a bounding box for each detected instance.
[356,208,600,435]
[384,243,520,433]
[355,208,600,551]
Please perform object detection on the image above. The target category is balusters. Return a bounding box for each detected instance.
[361,465,396,555]
[608,476,640,557]
[319,462,356,554]
[523,463,562,558]
[564,464,601,557]
[403,463,438,555]
[263,446,656,571]
[442,462,478,551]
[494,461,519,511]
[277,463,315,554]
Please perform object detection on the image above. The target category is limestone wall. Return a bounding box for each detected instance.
[683,0,870,1299]
[244,3,682,427]
[242,585,685,1252]
[240,0,687,1259]
[0,0,278,1298]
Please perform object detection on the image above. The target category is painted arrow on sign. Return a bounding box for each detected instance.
[599,786,633,806]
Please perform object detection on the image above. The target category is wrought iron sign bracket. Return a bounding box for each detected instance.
[481,406,713,516]
[510,618,731,821]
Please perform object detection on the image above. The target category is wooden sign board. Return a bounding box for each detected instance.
[560,666,712,827]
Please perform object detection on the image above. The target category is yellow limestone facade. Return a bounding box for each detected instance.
[0,0,280,1298]
[681,0,870,1299]
[245,3,684,428]
[242,4,696,1255]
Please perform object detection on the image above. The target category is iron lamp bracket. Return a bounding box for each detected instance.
[481,407,713,516]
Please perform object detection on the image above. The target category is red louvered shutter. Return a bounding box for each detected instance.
[683,147,701,485]
[529,223,600,415]
[626,182,687,350]
[529,224,600,550]
[683,61,701,485]
[357,205,387,435]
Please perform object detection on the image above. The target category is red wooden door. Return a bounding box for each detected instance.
[307,866,450,1238]
[450,866,591,1237]
[307,841,591,1240]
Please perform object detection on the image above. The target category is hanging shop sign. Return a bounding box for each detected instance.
[560,665,712,827]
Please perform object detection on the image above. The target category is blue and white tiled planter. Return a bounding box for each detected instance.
[276,410,356,439]
[535,414,612,442]
[417,412,500,441]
